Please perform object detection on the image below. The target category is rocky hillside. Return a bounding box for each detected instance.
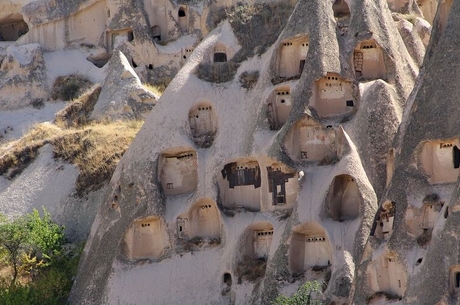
[0,0,457,304]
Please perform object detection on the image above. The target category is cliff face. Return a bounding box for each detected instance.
[67,0,443,304]
[2,0,457,303]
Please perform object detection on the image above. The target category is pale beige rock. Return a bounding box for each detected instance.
[90,50,158,121]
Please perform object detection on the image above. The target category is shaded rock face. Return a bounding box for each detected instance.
[90,50,157,121]
[64,0,460,305]
[0,43,48,110]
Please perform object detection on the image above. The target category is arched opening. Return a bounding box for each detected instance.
[178,7,187,32]
[223,273,232,286]
[289,222,332,275]
[127,30,134,42]
[353,39,387,80]
[236,222,273,282]
[158,149,198,195]
[214,44,227,63]
[267,162,298,206]
[267,86,292,130]
[333,0,350,17]
[422,194,443,230]
[326,174,361,221]
[417,0,436,24]
[371,201,396,240]
[188,101,217,147]
[0,18,29,41]
[367,253,407,297]
[311,73,356,118]
[187,199,221,239]
[333,0,350,33]
[108,28,134,51]
[219,158,261,211]
[278,36,309,79]
[152,25,161,41]
[284,115,337,162]
[419,139,460,184]
[450,265,460,293]
[122,216,167,260]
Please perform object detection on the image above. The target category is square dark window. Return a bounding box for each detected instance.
[346,100,354,107]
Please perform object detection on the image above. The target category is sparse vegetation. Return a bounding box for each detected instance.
[417,229,432,246]
[0,120,143,195]
[51,75,93,101]
[239,71,260,89]
[235,255,267,283]
[142,83,163,96]
[272,280,324,305]
[54,86,101,128]
[366,291,402,303]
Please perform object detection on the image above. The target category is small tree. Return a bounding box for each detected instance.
[0,208,65,286]
[272,280,324,305]
[0,218,28,286]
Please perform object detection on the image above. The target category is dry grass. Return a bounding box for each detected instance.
[0,120,143,195]
[235,256,267,283]
[55,86,102,128]
[142,83,163,96]
[51,74,93,101]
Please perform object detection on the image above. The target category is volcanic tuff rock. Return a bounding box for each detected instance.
[90,50,158,121]
[2,0,460,303]
[69,0,436,304]
[0,43,48,110]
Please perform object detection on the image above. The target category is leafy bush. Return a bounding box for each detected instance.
[0,208,65,286]
[0,209,81,305]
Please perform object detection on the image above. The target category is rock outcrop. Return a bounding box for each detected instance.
[90,50,158,121]
[0,43,48,110]
[69,0,432,304]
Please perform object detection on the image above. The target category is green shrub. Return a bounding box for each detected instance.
[0,209,82,304]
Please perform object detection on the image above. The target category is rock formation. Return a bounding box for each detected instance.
[90,50,158,121]
[1,0,459,304]
[68,0,437,304]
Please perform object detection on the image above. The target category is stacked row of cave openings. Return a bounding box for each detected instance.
[0,17,29,41]
[218,158,298,212]
[419,139,460,184]
[108,4,190,45]
[158,149,198,195]
[366,253,408,298]
[188,101,217,147]
[277,36,309,80]
[236,222,275,281]
[267,86,292,130]
[123,216,167,261]
[310,72,356,118]
[178,6,188,33]
[333,0,351,33]
[107,28,134,51]
[353,39,387,81]
[176,198,221,244]
[371,200,396,240]
[284,115,338,163]
[289,222,332,275]
[326,175,361,221]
